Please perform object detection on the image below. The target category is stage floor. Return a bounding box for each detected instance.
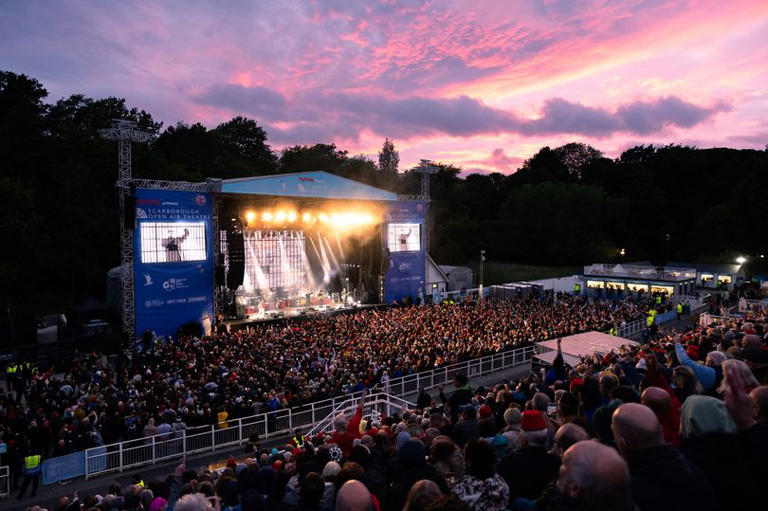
[224,303,383,330]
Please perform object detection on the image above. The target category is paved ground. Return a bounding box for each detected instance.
[2,362,532,510]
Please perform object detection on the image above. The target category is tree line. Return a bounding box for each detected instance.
[1,71,766,335]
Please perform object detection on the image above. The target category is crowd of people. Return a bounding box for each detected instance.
[16,306,768,511]
[0,294,646,466]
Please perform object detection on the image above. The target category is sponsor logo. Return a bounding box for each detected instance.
[136,208,147,219]
[137,198,161,205]
[298,177,315,182]
[195,195,206,206]
[398,262,412,273]
[162,278,189,292]
[161,201,179,206]
[143,273,154,286]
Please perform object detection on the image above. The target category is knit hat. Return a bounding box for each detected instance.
[478,404,493,418]
[327,445,343,463]
[521,410,546,431]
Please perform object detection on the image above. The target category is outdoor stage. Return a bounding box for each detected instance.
[533,331,639,367]
[223,303,384,331]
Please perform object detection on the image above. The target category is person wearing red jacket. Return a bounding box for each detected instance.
[331,387,367,457]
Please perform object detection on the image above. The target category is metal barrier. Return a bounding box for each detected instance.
[42,451,86,485]
[0,465,8,500]
[76,344,534,480]
[307,393,417,437]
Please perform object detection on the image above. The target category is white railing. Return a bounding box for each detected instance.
[306,393,416,437]
[738,298,768,313]
[699,313,735,327]
[677,293,710,310]
[0,465,8,500]
[82,344,534,479]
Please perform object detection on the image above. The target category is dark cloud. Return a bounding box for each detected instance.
[617,96,731,135]
[193,82,729,144]
[195,84,287,121]
[522,98,621,136]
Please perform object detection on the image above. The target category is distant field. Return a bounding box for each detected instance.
[467,261,581,285]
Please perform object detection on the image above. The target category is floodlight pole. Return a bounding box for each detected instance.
[479,250,486,302]
[99,119,153,339]
[414,160,439,255]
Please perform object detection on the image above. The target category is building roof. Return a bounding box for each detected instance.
[584,263,696,282]
[221,171,399,201]
[427,254,449,282]
[439,265,473,276]
[668,261,744,275]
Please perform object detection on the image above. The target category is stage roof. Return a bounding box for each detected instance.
[221,171,399,201]
[535,331,639,366]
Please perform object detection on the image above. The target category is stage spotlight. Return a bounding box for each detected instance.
[245,211,256,223]
[262,211,273,222]
[318,213,328,223]
[287,211,297,222]
[275,211,287,223]
[302,212,312,223]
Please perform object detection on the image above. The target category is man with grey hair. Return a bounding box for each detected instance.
[535,440,634,511]
[611,402,713,511]
[550,423,589,459]
[174,493,213,511]
[335,480,373,511]
[331,388,366,457]
[498,410,560,502]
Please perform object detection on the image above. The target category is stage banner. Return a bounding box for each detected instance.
[133,189,214,339]
[383,201,426,303]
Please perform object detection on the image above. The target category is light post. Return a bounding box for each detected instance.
[479,250,486,301]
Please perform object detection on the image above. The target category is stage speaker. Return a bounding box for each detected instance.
[123,183,137,228]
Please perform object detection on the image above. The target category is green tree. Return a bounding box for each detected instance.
[377,138,399,175]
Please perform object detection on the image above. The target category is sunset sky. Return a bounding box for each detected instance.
[2,0,767,173]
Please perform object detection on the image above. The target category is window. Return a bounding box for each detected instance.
[587,280,605,288]
[717,275,732,284]
[140,222,207,263]
[651,285,674,295]
[701,273,714,282]
[627,283,648,292]
[607,282,625,290]
[388,223,421,252]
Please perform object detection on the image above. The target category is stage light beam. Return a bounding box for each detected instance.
[245,211,256,223]
[262,211,273,222]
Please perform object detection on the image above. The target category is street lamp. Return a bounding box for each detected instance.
[479,250,486,302]
[736,256,747,264]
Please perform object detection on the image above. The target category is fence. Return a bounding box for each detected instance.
[738,298,768,313]
[306,393,416,437]
[42,344,531,482]
[0,465,8,500]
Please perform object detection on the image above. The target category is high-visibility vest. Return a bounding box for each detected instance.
[23,454,42,476]
[676,303,683,313]
[656,296,662,305]
[609,327,618,336]
[573,283,581,292]
[137,479,145,488]
[24,455,41,469]
[646,316,655,327]
[293,435,306,447]
[6,365,16,374]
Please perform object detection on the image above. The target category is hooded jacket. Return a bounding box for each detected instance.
[625,444,713,511]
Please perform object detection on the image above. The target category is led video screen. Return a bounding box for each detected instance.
[140,222,207,263]
[388,223,421,252]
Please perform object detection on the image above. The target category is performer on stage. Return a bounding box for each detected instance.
[162,228,189,262]
[397,228,412,251]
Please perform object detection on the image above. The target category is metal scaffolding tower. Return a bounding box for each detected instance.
[98,120,153,338]
[414,159,439,254]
